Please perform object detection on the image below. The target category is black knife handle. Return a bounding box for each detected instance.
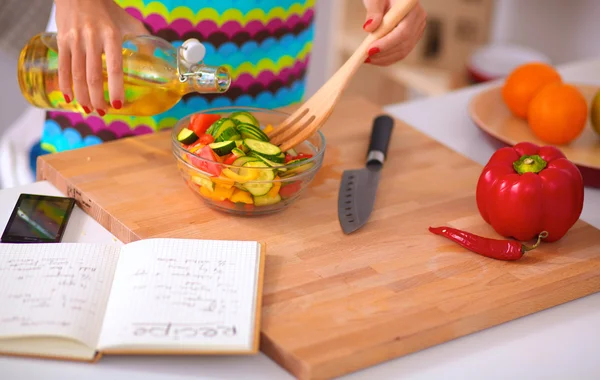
[366,115,394,166]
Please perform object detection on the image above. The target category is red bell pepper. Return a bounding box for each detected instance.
[476,142,584,243]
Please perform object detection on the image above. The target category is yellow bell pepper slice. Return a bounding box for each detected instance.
[189,143,205,154]
[230,189,253,204]
[199,185,214,199]
[263,124,274,134]
[266,176,282,198]
[212,184,235,201]
[211,175,235,188]
[222,168,258,182]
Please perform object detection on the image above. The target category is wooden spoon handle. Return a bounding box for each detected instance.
[337,0,419,81]
[372,0,419,40]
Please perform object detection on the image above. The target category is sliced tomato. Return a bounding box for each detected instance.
[279,181,302,198]
[189,113,221,136]
[191,145,222,177]
[198,133,214,145]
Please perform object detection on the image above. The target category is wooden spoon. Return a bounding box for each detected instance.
[269,0,419,152]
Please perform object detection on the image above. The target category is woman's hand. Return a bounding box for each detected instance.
[362,0,427,66]
[55,0,148,115]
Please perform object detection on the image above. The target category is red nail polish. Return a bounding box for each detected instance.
[112,100,122,109]
[365,58,371,63]
[368,47,380,56]
[363,19,373,30]
[97,109,106,117]
[63,93,71,103]
[82,106,91,114]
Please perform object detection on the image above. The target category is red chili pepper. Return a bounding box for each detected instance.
[428,226,548,261]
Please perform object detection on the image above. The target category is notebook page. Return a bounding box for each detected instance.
[97,238,261,352]
[0,243,120,348]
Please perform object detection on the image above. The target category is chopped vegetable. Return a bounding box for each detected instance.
[476,142,584,242]
[428,226,549,261]
[177,127,198,144]
[178,109,319,210]
[190,113,221,136]
[209,141,236,156]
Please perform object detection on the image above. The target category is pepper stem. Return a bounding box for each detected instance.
[513,154,547,174]
[521,231,549,252]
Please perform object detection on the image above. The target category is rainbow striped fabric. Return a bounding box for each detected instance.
[40,0,315,153]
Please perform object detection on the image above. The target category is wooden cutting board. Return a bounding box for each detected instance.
[37,95,600,380]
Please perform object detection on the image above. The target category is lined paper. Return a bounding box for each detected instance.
[97,238,261,351]
[0,243,120,348]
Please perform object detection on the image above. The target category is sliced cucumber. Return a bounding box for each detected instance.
[243,139,282,158]
[215,127,241,143]
[209,141,236,156]
[249,152,287,171]
[212,118,237,140]
[231,156,261,168]
[206,118,226,136]
[286,148,298,156]
[231,147,246,157]
[177,127,198,144]
[270,152,286,164]
[280,158,315,177]
[191,175,215,191]
[230,111,260,128]
[235,140,248,153]
[254,193,282,206]
[237,123,269,142]
[238,161,275,196]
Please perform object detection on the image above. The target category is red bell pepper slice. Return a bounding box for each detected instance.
[189,113,221,136]
[285,152,313,163]
[223,154,238,165]
[191,145,222,177]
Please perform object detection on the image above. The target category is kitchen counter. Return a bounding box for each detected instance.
[2,58,600,380]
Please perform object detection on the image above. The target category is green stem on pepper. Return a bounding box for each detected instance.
[513,154,547,174]
[521,231,549,252]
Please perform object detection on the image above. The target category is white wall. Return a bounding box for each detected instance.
[490,0,600,64]
[0,49,28,138]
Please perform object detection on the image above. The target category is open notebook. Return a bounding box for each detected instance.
[0,238,266,362]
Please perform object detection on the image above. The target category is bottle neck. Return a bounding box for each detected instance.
[180,64,231,95]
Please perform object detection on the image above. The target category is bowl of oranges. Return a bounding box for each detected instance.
[468,61,600,182]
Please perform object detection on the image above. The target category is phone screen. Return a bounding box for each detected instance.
[1,194,76,243]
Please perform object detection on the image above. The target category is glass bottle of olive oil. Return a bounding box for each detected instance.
[17,33,231,116]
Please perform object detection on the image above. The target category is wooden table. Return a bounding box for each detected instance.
[37,95,600,380]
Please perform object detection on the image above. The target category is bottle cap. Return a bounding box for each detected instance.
[181,38,206,65]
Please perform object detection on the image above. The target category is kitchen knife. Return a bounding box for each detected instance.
[338,114,394,234]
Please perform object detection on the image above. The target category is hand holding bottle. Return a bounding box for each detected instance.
[54,0,149,115]
[362,0,427,66]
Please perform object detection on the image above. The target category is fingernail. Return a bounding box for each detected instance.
[63,93,71,103]
[97,109,106,117]
[363,19,373,30]
[82,106,91,114]
[368,47,380,56]
[112,100,122,109]
[364,58,371,63]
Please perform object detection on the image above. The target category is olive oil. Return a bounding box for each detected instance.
[17,33,231,116]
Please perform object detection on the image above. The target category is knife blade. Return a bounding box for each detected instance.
[338,114,394,234]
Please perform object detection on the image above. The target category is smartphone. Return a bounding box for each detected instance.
[1,193,76,244]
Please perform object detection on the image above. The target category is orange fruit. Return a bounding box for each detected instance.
[502,62,562,119]
[528,82,588,145]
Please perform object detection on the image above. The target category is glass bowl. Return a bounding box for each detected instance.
[171,106,326,216]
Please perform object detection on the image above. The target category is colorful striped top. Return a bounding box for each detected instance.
[40,0,315,154]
